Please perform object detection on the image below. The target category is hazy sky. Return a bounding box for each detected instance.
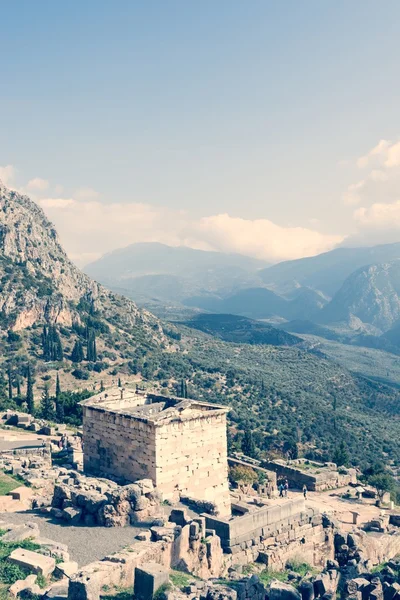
[2,1,400,266]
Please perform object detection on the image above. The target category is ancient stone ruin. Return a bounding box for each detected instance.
[81,388,231,516]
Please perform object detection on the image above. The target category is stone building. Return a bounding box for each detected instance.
[81,389,231,517]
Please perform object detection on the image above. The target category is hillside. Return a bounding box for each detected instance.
[260,243,400,297]
[0,183,172,395]
[85,243,268,305]
[320,260,400,331]
[0,182,400,469]
[181,313,301,346]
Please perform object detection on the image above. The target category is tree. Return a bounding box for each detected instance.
[100,380,105,392]
[368,473,394,504]
[242,428,257,458]
[55,396,64,423]
[7,368,13,400]
[39,384,55,421]
[229,465,258,492]
[179,379,188,398]
[283,439,299,460]
[26,366,34,414]
[55,373,61,399]
[118,377,122,387]
[42,325,63,361]
[86,329,97,362]
[71,340,84,363]
[333,440,349,467]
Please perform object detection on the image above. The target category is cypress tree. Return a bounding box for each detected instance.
[42,325,48,360]
[40,384,54,421]
[56,373,61,399]
[92,334,97,362]
[100,380,105,392]
[7,368,13,400]
[16,377,21,398]
[42,325,63,361]
[86,329,97,362]
[242,428,256,458]
[71,340,84,363]
[118,377,122,387]
[55,394,64,423]
[26,366,34,414]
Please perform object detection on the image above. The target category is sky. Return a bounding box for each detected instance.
[1,1,400,266]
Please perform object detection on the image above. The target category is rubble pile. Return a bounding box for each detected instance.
[50,473,163,527]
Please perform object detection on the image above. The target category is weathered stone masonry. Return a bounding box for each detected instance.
[81,390,231,517]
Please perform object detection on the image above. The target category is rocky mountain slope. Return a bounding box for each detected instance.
[320,260,400,331]
[260,243,400,297]
[0,182,166,361]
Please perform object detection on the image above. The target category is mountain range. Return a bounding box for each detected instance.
[85,243,268,305]
[1,181,400,468]
[86,240,400,339]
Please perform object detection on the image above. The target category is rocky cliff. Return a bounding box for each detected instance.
[320,260,400,331]
[0,181,164,340]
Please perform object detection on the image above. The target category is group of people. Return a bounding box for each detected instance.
[278,479,289,497]
[57,434,69,450]
[278,479,308,499]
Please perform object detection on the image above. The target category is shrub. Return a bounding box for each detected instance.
[71,369,90,380]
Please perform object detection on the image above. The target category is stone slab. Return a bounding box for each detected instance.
[9,548,56,577]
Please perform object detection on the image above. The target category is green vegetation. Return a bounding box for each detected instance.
[169,570,194,589]
[0,533,41,586]
[0,472,20,496]
[153,583,172,600]
[101,585,132,600]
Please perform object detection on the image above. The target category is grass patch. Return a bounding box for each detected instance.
[287,560,318,578]
[258,570,288,586]
[0,472,20,496]
[169,570,193,589]
[0,537,41,586]
[101,585,132,600]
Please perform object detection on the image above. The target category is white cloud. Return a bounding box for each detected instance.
[354,201,400,228]
[74,187,99,200]
[343,138,400,245]
[385,141,400,168]
[343,180,365,206]
[26,177,49,191]
[37,196,343,266]
[186,214,343,263]
[356,139,391,168]
[0,165,16,186]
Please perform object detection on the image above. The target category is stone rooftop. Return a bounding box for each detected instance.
[80,388,228,425]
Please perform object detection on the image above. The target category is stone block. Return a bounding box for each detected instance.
[62,507,82,524]
[2,522,39,542]
[9,548,56,577]
[44,582,69,599]
[9,574,37,597]
[134,563,169,600]
[55,561,79,577]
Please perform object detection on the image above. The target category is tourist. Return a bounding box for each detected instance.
[279,483,284,497]
[284,480,289,497]
[303,484,307,499]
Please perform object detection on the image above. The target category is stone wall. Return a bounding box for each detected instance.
[68,517,226,600]
[265,460,357,491]
[204,499,334,569]
[154,412,231,517]
[83,405,157,482]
